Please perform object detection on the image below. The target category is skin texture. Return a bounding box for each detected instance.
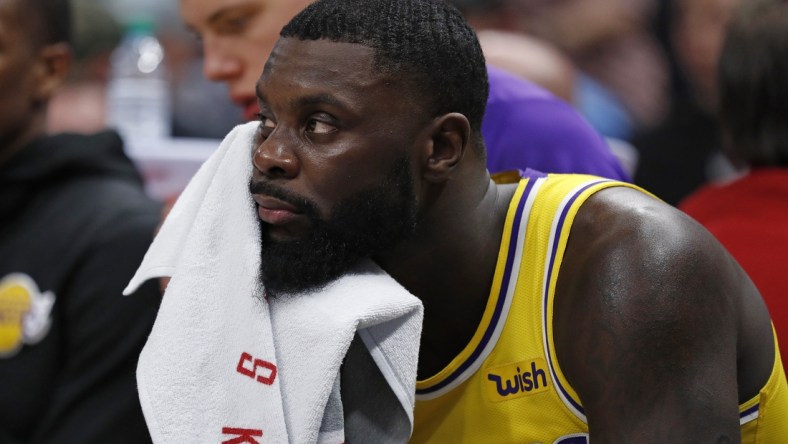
[252,40,422,231]
[179,0,311,120]
[249,36,774,442]
[0,0,70,165]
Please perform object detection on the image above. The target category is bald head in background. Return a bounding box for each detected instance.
[477,29,576,102]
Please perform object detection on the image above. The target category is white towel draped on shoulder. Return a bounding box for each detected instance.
[124,122,423,444]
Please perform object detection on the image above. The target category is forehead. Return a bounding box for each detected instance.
[179,0,306,26]
[180,0,258,22]
[258,38,400,106]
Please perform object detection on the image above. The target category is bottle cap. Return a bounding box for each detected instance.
[125,17,155,35]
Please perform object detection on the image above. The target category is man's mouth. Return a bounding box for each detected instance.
[252,195,302,225]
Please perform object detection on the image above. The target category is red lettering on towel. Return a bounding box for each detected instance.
[221,427,263,444]
[236,352,277,385]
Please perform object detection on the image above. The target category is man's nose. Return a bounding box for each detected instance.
[201,39,242,82]
[252,133,299,180]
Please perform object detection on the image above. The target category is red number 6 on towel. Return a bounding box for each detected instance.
[236,351,277,385]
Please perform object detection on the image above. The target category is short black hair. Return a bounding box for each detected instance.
[20,0,72,46]
[281,0,489,153]
[718,0,788,167]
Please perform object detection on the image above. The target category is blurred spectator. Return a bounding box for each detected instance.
[180,0,629,180]
[476,29,639,177]
[46,0,121,134]
[631,0,741,205]
[482,65,628,179]
[161,27,243,139]
[680,0,788,367]
[504,0,670,140]
[452,0,579,103]
[672,0,741,112]
[48,0,239,139]
[0,0,160,442]
[142,2,242,139]
[477,30,575,102]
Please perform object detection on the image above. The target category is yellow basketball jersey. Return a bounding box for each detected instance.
[412,173,788,443]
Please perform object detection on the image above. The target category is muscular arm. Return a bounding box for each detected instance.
[553,187,772,442]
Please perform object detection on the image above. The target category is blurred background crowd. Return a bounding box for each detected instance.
[53,0,741,206]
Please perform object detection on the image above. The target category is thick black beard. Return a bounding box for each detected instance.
[254,158,417,298]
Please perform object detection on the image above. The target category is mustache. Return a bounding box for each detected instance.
[248,179,318,217]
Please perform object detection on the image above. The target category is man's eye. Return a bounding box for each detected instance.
[255,113,275,128]
[255,114,276,143]
[306,119,335,134]
[216,15,249,34]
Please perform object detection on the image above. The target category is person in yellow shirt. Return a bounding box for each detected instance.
[244,0,787,441]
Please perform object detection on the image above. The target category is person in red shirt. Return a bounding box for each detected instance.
[680,0,788,369]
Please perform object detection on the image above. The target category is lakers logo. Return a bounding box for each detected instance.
[485,358,551,402]
[0,273,55,358]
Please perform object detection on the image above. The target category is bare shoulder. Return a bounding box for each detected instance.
[560,186,741,296]
[552,186,773,441]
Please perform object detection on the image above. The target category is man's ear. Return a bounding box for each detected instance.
[422,112,471,182]
[32,43,72,105]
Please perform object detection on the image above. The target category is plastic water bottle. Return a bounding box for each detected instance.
[106,19,171,141]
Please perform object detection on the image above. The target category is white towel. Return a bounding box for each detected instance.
[124,122,423,444]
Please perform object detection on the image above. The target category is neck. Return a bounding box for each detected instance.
[375,169,517,378]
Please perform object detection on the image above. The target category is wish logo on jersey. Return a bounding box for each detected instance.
[485,358,551,402]
[0,273,55,358]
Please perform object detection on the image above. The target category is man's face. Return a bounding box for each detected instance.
[248,38,430,296]
[179,0,312,121]
[0,0,43,155]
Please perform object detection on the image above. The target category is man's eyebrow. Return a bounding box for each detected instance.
[294,94,347,110]
[207,3,252,26]
[256,82,349,111]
